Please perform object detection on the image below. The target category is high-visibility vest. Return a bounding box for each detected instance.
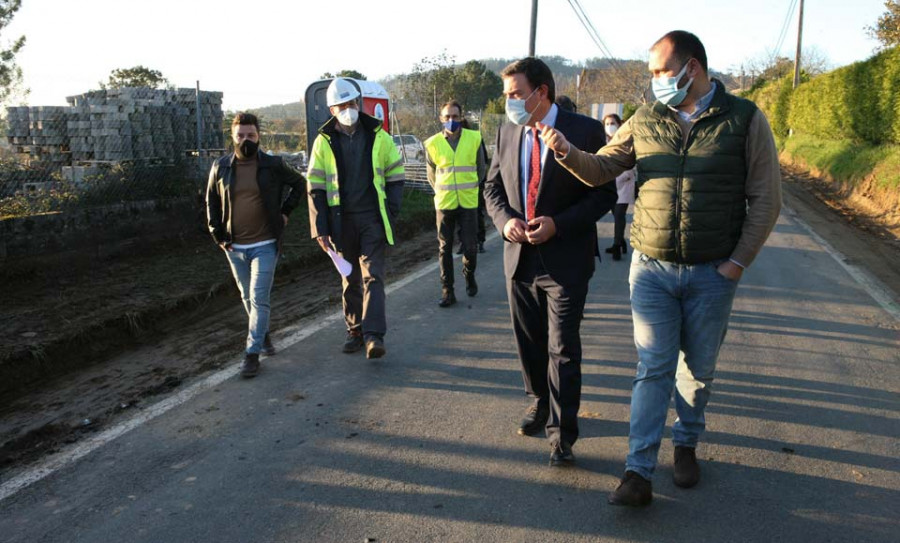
[424,128,481,210]
[306,125,405,244]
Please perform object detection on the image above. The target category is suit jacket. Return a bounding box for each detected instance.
[484,108,617,287]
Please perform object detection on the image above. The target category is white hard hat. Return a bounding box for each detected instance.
[326,78,360,107]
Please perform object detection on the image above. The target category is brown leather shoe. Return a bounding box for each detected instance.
[549,441,575,467]
[517,402,549,436]
[240,353,260,379]
[438,289,457,307]
[608,471,652,506]
[342,331,364,353]
[673,446,700,488]
[365,337,386,359]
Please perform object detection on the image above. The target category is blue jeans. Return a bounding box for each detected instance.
[225,242,277,355]
[626,249,739,479]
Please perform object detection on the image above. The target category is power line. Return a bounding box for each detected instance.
[772,0,799,61]
[565,0,643,97]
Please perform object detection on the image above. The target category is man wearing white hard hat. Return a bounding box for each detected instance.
[307,78,405,359]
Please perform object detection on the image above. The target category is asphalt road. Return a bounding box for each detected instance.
[1,209,898,542]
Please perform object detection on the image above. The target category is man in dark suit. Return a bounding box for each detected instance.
[484,57,617,466]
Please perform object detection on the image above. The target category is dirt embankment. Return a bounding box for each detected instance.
[780,164,900,298]
[780,156,900,239]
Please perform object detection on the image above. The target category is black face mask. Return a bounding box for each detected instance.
[236,139,259,160]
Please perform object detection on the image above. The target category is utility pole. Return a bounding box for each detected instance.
[529,0,538,56]
[793,0,805,89]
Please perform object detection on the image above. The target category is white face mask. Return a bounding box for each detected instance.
[605,123,619,138]
[505,87,540,125]
[337,107,358,127]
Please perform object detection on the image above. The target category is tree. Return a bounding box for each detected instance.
[101,66,170,89]
[403,53,503,114]
[0,0,26,105]
[867,1,900,48]
[320,69,367,80]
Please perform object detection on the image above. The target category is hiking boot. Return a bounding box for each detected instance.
[365,337,386,359]
[673,446,700,488]
[608,471,652,506]
[240,353,260,379]
[438,289,457,308]
[262,333,276,356]
[464,273,478,297]
[342,330,364,353]
[549,441,575,467]
[518,402,549,436]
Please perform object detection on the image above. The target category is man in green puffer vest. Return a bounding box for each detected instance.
[540,31,782,506]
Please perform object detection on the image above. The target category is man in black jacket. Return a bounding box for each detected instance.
[485,58,617,466]
[206,112,305,378]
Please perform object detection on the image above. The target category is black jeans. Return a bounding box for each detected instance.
[507,274,587,446]
[437,207,477,289]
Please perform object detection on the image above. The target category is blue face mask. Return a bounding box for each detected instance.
[651,61,694,107]
[442,119,461,133]
[505,87,540,125]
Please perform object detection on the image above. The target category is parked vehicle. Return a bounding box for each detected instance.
[392,134,425,163]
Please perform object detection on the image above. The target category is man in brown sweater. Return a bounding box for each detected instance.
[539,31,781,506]
[206,113,305,378]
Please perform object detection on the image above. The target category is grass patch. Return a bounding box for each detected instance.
[783,134,900,190]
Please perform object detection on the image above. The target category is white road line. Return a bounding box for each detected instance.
[0,232,498,502]
[785,205,900,322]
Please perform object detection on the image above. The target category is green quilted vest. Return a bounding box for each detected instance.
[630,83,757,263]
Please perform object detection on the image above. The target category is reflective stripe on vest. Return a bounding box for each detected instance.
[424,128,481,210]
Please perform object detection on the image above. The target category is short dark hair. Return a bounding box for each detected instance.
[231,112,260,131]
[652,30,708,72]
[501,57,556,103]
[440,100,463,117]
[555,95,576,113]
[602,113,622,125]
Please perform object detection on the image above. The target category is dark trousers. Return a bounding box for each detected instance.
[477,182,487,243]
[340,210,387,340]
[437,207,477,290]
[612,203,628,246]
[507,274,587,446]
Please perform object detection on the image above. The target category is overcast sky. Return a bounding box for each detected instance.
[6,0,887,110]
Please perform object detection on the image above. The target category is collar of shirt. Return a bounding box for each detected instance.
[520,103,559,205]
[672,81,717,122]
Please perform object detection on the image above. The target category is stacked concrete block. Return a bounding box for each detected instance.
[5,86,225,169]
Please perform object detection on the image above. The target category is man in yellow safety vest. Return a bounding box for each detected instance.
[424,100,486,307]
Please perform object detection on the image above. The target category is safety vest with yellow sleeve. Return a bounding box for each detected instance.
[424,128,481,210]
[306,122,405,244]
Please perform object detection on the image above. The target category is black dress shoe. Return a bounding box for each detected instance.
[604,244,617,254]
[518,403,549,436]
[438,290,457,307]
[365,337,386,359]
[611,244,622,261]
[673,446,700,488]
[262,333,276,356]
[240,353,260,379]
[342,331,364,353]
[550,441,575,467]
[608,471,652,506]
[464,274,478,297]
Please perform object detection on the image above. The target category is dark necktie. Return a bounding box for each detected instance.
[526,127,541,221]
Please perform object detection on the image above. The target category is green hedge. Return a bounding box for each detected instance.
[746,46,900,146]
